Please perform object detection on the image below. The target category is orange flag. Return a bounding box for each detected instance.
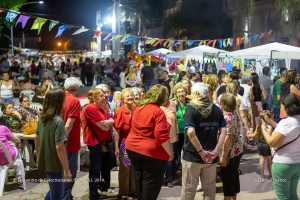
[93,30,102,38]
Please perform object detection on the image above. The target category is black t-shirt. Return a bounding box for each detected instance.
[141,66,153,84]
[31,78,40,86]
[183,104,226,164]
[217,84,244,97]
[79,62,85,74]
[100,65,106,77]
[31,95,44,105]
[162,79,172,95]
[11,65,20,74]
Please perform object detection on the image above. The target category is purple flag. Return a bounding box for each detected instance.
[15,15,30,29]
[103,33,116,41]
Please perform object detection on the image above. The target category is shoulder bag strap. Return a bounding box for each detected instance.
[84,111,102,144]
[272,133,300,160]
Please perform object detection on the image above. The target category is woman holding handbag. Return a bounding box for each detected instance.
[261,94,300,200]
[34,88,72,200]
[81,88,114,200]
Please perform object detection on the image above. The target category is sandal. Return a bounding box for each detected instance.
[117,195,133,200]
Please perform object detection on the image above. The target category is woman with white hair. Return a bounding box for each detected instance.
[62,77,82,199]
[131,87,142,104]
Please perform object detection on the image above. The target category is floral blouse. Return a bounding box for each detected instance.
[224,112,243,158]
[17,107,38,121]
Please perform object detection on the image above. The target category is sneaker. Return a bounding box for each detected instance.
[166,180,174,188]
[196,184,202,192]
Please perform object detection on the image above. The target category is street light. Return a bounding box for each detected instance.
[9,1,44,56]
[58,42,62,47]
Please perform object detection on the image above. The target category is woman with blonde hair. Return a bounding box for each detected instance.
[125,65,138,88]
[114,88,136,199]
[203,74,218,103]
[181,77,192,98]
[126,84,174,200]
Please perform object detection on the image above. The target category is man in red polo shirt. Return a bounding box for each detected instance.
[62,77,82,200]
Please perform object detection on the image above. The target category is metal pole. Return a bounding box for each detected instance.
[96,10,102,58]
[22,32,25,48]
[11,25,14,56]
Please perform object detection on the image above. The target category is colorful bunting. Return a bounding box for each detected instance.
[55,24,69,38]
[167,40,175,48]
[174,40,182,47]
[6,11,18,22]
[188,40,195,47]
[120,34,132,42]
[223,39,227,48]
[72,28,89,35]
[15,15,30,29]
[251,34,257,42]
[93,30,102,38]
[109,34,123,41]
[264,31,270,37]
[163,40,170,47]
[31,17,47,35]
[206,40,213,46]
[49,20,59,31]
[153,39,164,47]
[103,33,116,41]
[212,40,217,48]
[219,39,223,48]
[125,36,139,43]
[230,38,234,46]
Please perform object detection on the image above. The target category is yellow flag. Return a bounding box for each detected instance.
[31,17,47,35]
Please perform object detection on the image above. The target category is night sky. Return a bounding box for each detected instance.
[8,0,113,50]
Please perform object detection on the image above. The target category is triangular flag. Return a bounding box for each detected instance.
[120,34,132,42]
[125,36,139,43]
[268,29,273,36]
[49,20,59,31]
[109,34,123,41]
[93,30,102,38]
[15,15,30,29]
[207,40,214,46]
[223,39,227,47]
[230,38,234,46]
[153,39,164,47]
[31,17,47,35]
[188,40,195,47]
[236,37,241,46]
[163,40,170,47]
[219,39,223,48]
[55,24,69,38]
[259,32,264,39]
[174,40,182,47]
[264,31,270,37]
[149,38,159,45]
[244,36,249,44]
[198,41,204,46]
[212,39,217,48]
[203,40,207,45]
[226,38,231,46]
[72,28,89,35]
[103,33,116,41]
[5,11,18,22]
[251,35,256,42]
[68,25,75,30]
[167,40,175,48]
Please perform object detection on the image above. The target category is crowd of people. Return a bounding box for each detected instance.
[0,52,300,200]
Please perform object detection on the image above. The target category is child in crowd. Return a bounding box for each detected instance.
[247,111,273,179]
[12,89,20,107]
[31,86,46,105]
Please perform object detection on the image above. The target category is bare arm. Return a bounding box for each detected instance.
[260,84,267,100]
[114,129,120,157]
[65,118,75,135]
[9,136,22,149]
[161,139,174,160]
[169,81,174,99]
[261,123,285,147]
[213,128,226,155]
[250,86,254,102]
[290,85,300,97]
[95,121,111,131]
[56,142,70,173]
[239,109,250,132]
[220,134,232,159]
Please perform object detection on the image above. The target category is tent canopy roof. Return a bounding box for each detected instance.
[166,45,228,58]
[225,42,300,59]
[144,48,174,56]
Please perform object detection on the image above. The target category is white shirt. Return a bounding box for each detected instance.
[241,84,251,108]
[273,115,300,164]
[189,66,196,73]
[119,72,126,88]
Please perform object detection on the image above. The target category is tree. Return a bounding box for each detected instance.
[163,0,232,40]
[0,0,27,36]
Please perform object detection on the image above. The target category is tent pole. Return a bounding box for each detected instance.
[269,50,273,71]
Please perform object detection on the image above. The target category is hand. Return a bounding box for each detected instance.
[261,122,272,134]
[114,149,120,158]
[64,170,72,182]
[236,98,241,108]
[168,153,174,161]
[12,110,19,116]
[100,120,113,127]
[200,150,215,163]
[219,156,227,167]
[16,141,22,149]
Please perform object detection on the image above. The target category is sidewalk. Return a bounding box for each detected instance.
[2,147,300,200]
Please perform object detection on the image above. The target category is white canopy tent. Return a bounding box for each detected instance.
[224,42,300,59]
[145,48,174,56]
[166,45,228,59]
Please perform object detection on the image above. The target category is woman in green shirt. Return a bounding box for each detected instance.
[34,88,71,200]
[172,83,189,168]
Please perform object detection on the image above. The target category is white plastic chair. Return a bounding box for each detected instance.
[29,103,43,111]
[21,90,35,101]
[0,141,26,196]
[79,98,89,107]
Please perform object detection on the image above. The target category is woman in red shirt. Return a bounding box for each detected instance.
[81,88,114,200]
[126,84,174,200]
[114,88,136,199]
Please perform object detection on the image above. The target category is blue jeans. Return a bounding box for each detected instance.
[165,143,175,180]
[1,97,13,104]
[273,108,281,123]
[44,171,64,200]
[88,144,102,199]
[96,76,101,85]
[63,152,78,200]
[144,83,152,92]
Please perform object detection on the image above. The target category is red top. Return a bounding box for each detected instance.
[114,105,132,146]
[62,92,81,152]
[125,103,170,161]
[81,103,111,146]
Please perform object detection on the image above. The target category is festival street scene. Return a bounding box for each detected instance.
[1,0,300,200]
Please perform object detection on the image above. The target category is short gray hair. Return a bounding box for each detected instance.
[64,77,81,91]
[191,83,208,96]
[241,75,252,84]
[95,84,109,90]
[131,87,141,94]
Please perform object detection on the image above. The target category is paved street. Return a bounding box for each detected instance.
[3,146,300,200]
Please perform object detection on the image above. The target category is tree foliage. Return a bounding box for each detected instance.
[0,0,27,36]
[273,0,300,24]
[163,0,232,40]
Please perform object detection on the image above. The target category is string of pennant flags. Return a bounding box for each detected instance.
[2,8,274,48]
